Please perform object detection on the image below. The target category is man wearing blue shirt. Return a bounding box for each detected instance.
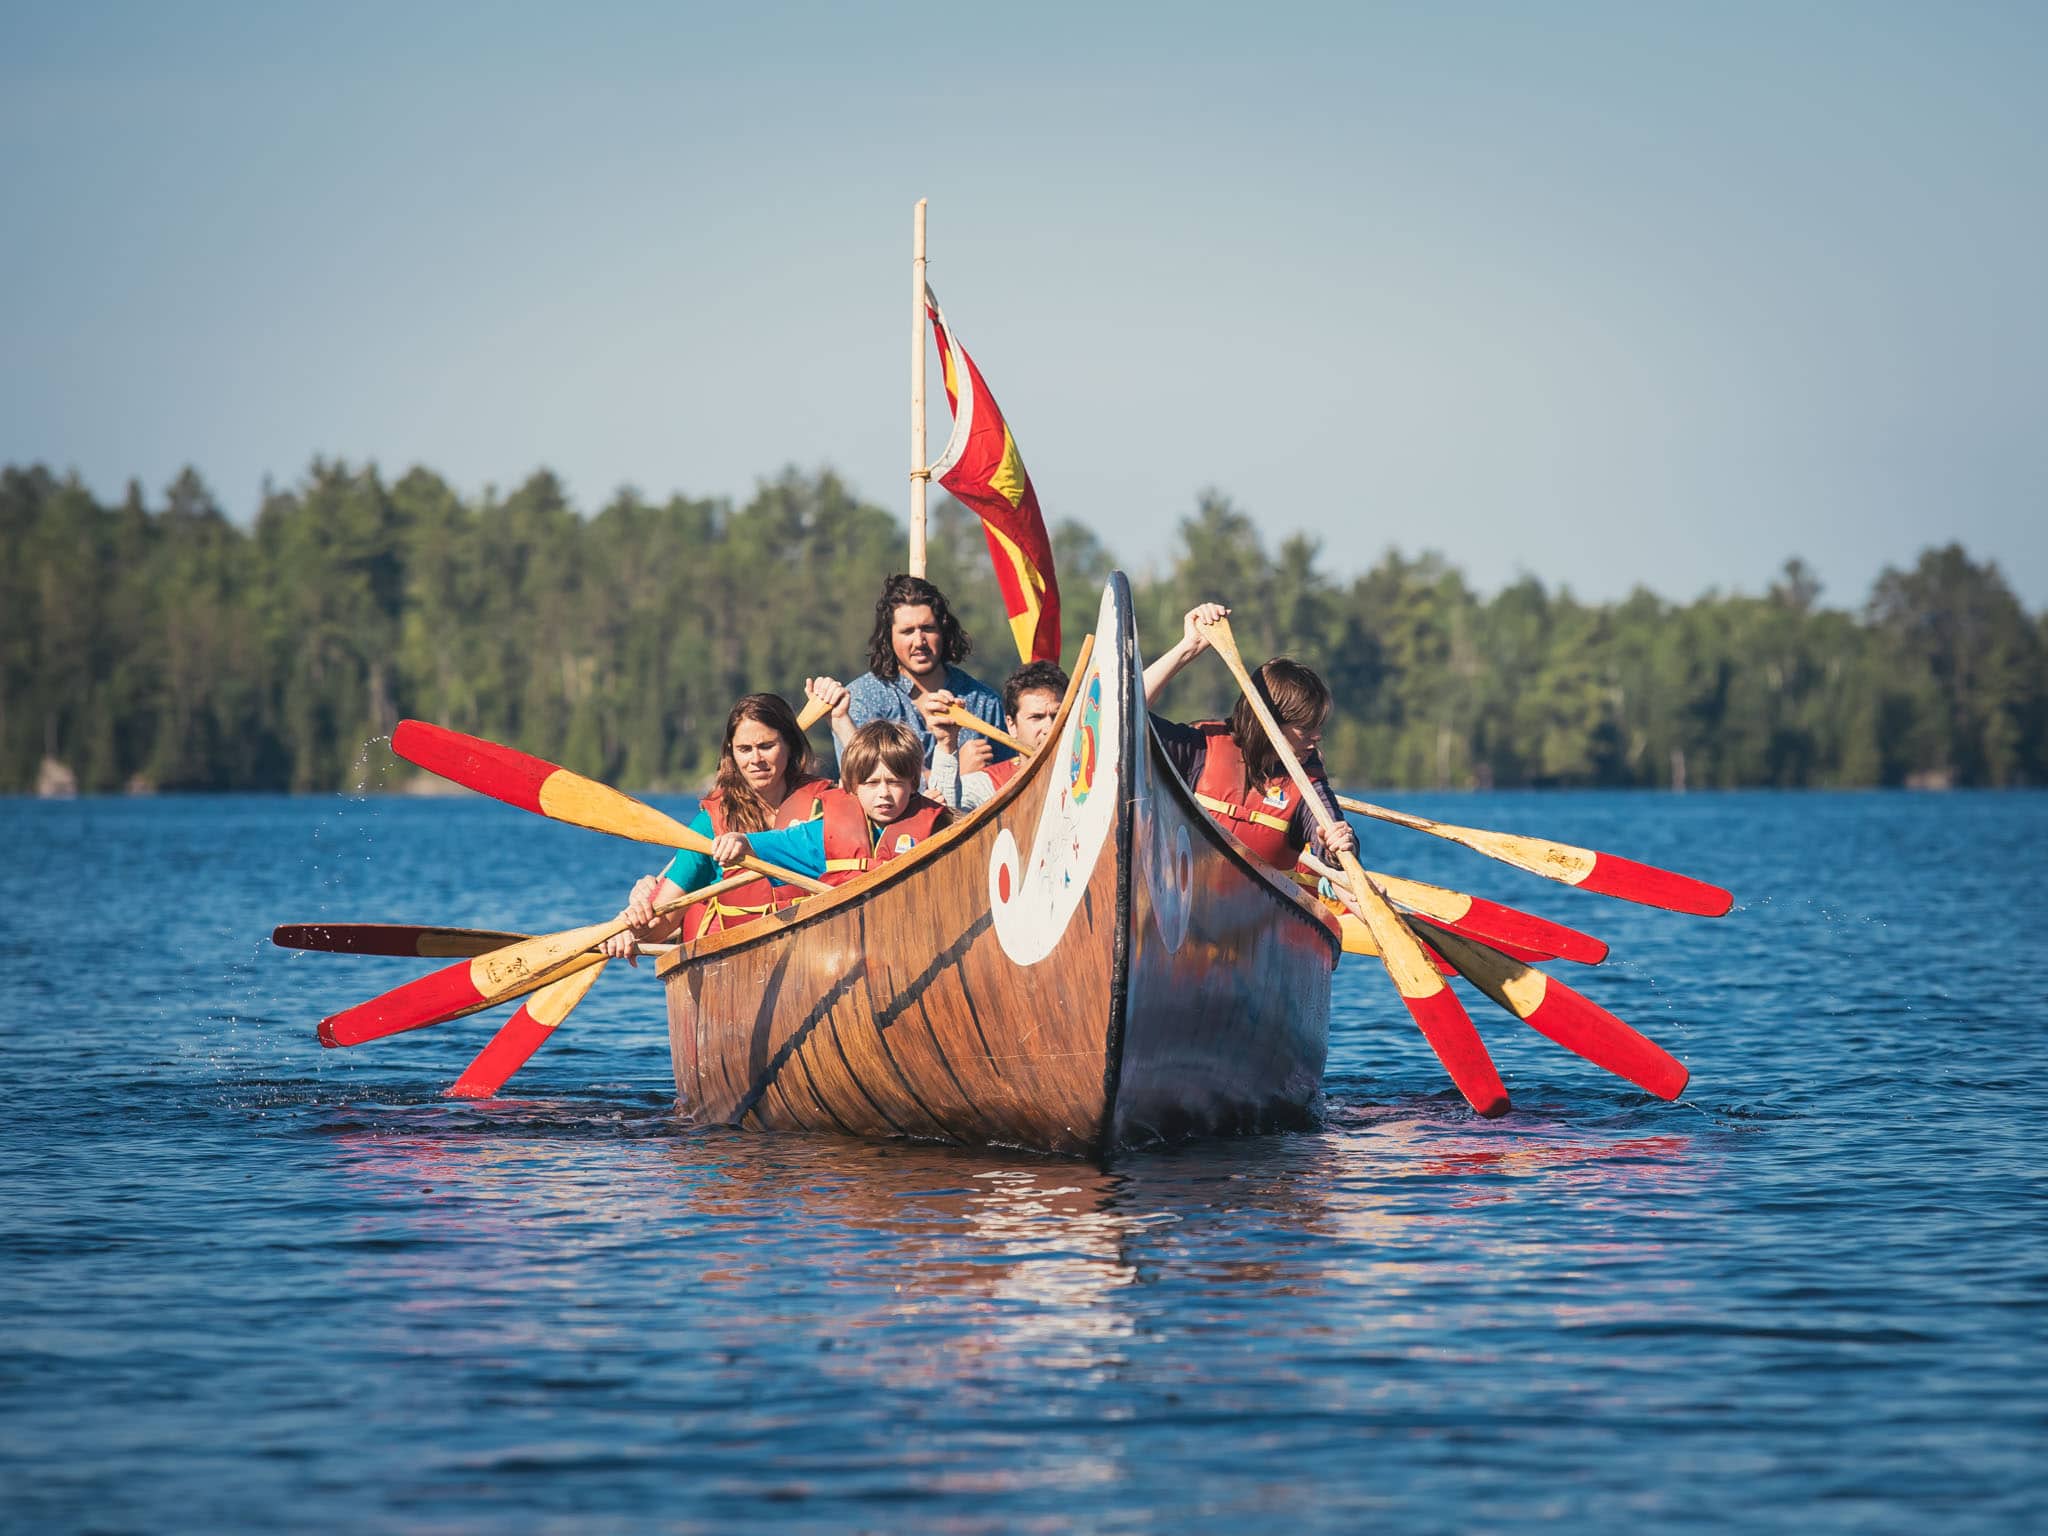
[836,574,1009,771]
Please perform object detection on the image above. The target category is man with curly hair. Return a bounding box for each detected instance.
[832,573,1010,773]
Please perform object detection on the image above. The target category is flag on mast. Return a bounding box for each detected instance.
[925,288,1061,663]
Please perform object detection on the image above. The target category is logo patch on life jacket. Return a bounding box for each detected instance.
[1263,786,1290,808]
[894,833,916,853]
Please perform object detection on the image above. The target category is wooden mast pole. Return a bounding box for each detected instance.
[909,197,929,577]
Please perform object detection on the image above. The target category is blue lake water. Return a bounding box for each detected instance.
[3,791,2044,1533]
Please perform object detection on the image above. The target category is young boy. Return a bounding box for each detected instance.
[710,720,952,886]
[922,659,1069,813]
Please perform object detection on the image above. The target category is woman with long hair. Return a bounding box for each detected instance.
[603,691,838,955]
[1141,602,1358,874]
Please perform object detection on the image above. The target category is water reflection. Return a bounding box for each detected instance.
[316,1099,1709,1377]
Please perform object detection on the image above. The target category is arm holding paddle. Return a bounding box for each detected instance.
[919,690,998,811]
[601,874,683,964]
[1144,602,1230,702]
[804,676,856,752]
[708,824,830,883]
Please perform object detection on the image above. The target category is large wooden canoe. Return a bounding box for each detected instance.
[657,574,1339,1157]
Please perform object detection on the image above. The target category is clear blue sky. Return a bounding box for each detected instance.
[4,1,2043,607]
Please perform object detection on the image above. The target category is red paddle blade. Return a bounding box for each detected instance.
[1513,974,1688,1100]
[447,1009,554,1098]
[445,961,607,1098]
[1414,918,1688,1100]
[391,720,555,814]
[1448,898,1607,965]
[273,922,523,959]
[318,958,490,1047]
[1571,853,1733,918]
[1402,988,1511,1118]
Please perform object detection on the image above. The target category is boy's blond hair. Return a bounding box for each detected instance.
[840,720,923,791]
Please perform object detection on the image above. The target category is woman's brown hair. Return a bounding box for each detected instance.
[711,694,815,833]
[1228,658,1332,786]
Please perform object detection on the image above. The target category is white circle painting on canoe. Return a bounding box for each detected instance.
[990,583,1127,966]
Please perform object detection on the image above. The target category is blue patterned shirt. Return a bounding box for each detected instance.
[846,664,1011,768]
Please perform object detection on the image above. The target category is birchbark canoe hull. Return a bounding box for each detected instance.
[658,574,1337,1157]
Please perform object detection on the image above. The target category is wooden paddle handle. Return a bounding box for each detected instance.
[796,695,831,731]
[943,703,1028,757]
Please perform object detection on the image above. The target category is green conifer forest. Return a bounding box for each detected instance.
[4,461,2041,792]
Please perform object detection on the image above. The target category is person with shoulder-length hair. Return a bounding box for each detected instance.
[603,691,837,956]
[816,573,1009,773]
[1141,602,1358,875]
[708,720,953,887]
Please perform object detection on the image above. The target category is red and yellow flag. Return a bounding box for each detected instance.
[926,288,1061,663]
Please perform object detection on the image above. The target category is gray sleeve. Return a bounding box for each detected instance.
[957,769,996,812]
[926,745,964,810]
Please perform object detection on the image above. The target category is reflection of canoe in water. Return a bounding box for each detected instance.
[657,574,1339,1157]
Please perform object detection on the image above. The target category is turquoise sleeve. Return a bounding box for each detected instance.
[734,820,830,880]
[659,808,721,890]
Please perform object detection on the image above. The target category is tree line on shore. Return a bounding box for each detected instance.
[3,459,2043,794]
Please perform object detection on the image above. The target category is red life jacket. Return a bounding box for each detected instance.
[1189,721,1306,872]
[983,755,1024,793]
[683,775,833,940]
[819,788,950,885]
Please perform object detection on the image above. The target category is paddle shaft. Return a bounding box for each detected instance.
[272,922,676,960]
[943,703,1028,757]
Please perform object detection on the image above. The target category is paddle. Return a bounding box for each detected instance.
[1296,853,1606,965]
[941,703,1029,757]
[1334,794,1733,917]
[445,961,609,1099]
[271,921,677,960]
[797,696,831,731]
[273,922,525,959]
[390,721,828,895]
[317,872,756,1048]
[1405,914,1689,1101]
[1308,895,1457,974]
[1198,616,1510,1117]
[1297,871,1554,966]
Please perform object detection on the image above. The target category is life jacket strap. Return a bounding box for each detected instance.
[1194,790,1291,834]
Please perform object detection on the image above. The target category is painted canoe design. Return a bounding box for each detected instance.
[657,573,1338,1156]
